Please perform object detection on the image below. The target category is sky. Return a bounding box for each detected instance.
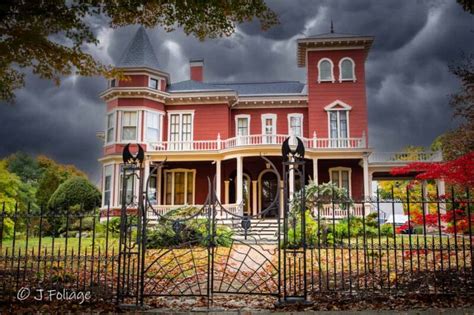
[0,0,473,184]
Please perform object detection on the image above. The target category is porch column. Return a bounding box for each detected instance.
[157,164,162,205]
[422,180,429,214]
[252,180,258,216]
[436,179,446,214]
[143,159,150,192]
[224,181,230,204]
[362,155,369,200]
[236,156,243,206]
[312,157,318,184]
[215,160,221,202]
[368,171,374,198]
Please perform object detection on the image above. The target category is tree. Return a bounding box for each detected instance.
[0,0,277,102]
[35,155,87,207]
[0,160,22,211]
[6,152,42,183]
[434,53,474,160]
[48,176,101,211]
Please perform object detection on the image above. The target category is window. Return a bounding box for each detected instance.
[149,77,159,89]
[164,169,195,205]
[103,165,113,206]
[148,171,157,205]
[146,111,161,143]
[119,168,135,205]
[325,100,352,148]
[106,112,115,143]
[339,58,355,81]
[288,114,303,137]
[110,79,116,88]
[261,114,276,144]
[329,167,351,196]
[168,112,193,150]
[318,58,334,82]
[121,111,138,141]
[235,115,250,145]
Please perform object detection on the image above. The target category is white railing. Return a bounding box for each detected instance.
[147,203,241,220]
[314,204,365,219]
[149,134,366,152]
[369,151,443,164]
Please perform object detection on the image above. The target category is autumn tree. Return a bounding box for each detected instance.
[0,0,277,102]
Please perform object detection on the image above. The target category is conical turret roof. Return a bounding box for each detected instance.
[117,26,160,70]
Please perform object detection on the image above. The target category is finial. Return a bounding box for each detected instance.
[330,19,334,33]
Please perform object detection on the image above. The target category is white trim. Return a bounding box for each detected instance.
[338,57,356,82]
[261,113,277,144]
[105,112,116,144]
[317,58,335,83]
[163,168,196,205]
[329,166,352,196]
[167,111,195,150]
[235,114,251,146]
[287,113,304,137]
[144,110,164,144]
[327,110,351,140]
[324,100,352,111]
[148,76,161,90]
[121,110,139,142]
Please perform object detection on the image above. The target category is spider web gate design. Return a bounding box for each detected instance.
[116,144,308,306]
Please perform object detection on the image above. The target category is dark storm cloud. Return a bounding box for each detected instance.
[0,0,472,182]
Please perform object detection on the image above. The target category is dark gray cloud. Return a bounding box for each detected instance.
[0,0,472,183]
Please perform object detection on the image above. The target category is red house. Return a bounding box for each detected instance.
[98,27,443,218]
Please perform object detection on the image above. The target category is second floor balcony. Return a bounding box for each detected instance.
[148,134,367,152]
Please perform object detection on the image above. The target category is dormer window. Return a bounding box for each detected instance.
[318,58,334,83]
[339,58,356,82]
[149,77,159,89]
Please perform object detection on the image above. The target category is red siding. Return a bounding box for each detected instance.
[317,159,364,200]
[307,49,369,142]
[116,98,165,111]
[164,104,230,141]
[119,75,148,87]
[230,108,308,137]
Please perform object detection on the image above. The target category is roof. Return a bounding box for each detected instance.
[117,27,160,70]
[167,80,306,96]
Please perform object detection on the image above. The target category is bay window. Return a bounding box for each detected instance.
[146,111,161,143]
[103,165,113,206]
[121,111,138,141]
[106,112,115,143]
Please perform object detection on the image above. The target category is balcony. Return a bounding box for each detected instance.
[149,134,366,152]
[368,151,442,164]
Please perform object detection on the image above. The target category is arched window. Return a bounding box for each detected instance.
[339,58,356,81]
[318,58,334,83]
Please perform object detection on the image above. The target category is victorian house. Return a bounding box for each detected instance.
[98,27,443,218]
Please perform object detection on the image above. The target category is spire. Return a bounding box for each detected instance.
[117,26,160,70]
[330,19,334,33]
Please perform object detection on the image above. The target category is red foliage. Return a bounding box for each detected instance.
[390,152,474,187]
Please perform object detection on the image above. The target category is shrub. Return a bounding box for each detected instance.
[48,176,101,211]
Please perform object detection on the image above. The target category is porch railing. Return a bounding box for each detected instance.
[149,134,366,151]
[369,151,443,163]
[314,203,366,219]
[147,203,241,219]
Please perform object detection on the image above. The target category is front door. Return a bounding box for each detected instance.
[261,171,278,217]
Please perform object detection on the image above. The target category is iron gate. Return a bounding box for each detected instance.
[116,142,308,306]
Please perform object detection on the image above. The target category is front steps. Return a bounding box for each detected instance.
[219,218,280,244]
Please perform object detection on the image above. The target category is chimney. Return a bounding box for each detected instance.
[190,59,204,82]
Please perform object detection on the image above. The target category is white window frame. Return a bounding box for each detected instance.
[167,110,195,150]
[144,110,163,144]
[105,112,116,144]
[109,79,117,88]
[148,76,160,90]
[325,100,352,140]
[261,113,277,144]
[102,164,114,207]
[235,114,251,145]
[163,169,196,205]
[120,110,139,142]
[329,167,352,196]
[287,113,303,137]
[318,58,335,83]
[339,57,356,82]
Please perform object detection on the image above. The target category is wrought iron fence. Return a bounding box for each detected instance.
[0,188,472,306]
